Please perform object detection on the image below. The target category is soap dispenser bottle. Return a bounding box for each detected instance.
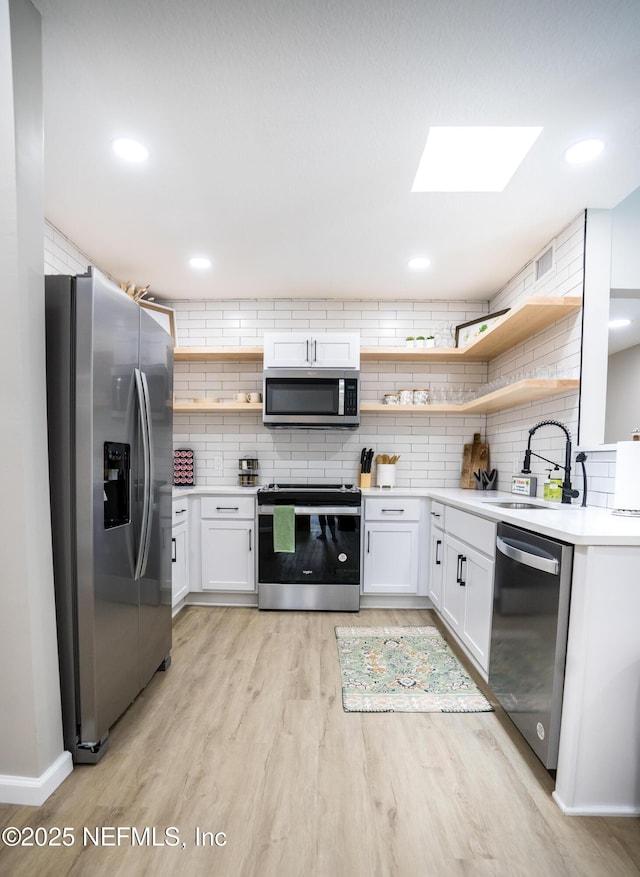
[548,466,563,502]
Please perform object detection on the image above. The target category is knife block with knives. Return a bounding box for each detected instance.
[359,447,373,488]
[460,433,490,489]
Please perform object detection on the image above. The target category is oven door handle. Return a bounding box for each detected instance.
[496,536,559,575]
[259,505,361,516]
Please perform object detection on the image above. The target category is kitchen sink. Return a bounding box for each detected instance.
[481,500,557,510]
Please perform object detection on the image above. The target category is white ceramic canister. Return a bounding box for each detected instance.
[377,463,396,488]
[399,389,414,405]
[383,393,401,405]
[413,388,429,405]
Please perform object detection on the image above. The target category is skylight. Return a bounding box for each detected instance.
[411,126,543,193]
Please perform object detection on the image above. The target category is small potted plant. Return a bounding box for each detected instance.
[405,335,415,348]
[424,334,436,348]
[415,335,425,348]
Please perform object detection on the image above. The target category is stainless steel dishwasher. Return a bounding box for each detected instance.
[489,522,573,770]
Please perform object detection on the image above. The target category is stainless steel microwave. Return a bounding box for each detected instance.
[263,368,360,429]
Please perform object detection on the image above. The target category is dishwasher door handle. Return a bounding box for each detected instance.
[496,536,559,575]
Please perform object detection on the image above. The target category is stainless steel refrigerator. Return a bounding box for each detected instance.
[45,267,173,763]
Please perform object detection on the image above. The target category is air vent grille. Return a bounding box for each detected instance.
[535,246,554,281]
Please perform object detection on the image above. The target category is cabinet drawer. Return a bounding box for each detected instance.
[444,506,496,556]
[429,501,445,528]
[172,499,189,524]
[201,496,255,519]
[365,497,421,522]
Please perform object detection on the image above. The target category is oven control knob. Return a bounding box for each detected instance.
[338,553,347,563]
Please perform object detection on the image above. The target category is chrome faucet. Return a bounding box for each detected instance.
[521,419,580,505]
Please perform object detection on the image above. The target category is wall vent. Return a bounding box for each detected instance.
[535,245,554,281]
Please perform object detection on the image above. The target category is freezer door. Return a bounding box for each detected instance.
[137,307,173,688]
[74,270,142,746]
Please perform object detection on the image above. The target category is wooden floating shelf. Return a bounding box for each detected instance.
[361,379,579,415]
[173,379,578,416]
[173,401,263,413]
[174,346,262,362]
[173,297,582,365]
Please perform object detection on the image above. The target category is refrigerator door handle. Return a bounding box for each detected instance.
[134,367,153,580]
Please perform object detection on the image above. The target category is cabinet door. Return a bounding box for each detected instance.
[201,520,255,591]
[263,332,312,367]
[263,332,360,368]
[362,522,419,594]
[428,525,445,610]
[441,534,466,634]
[312,333,360,368]
[460,545,494,671]
[172,524,189,606]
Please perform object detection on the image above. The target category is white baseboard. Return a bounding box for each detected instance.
[552,790,640,817]
[0,750,73,806]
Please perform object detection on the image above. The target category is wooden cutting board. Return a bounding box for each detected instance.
[461,433,490,489]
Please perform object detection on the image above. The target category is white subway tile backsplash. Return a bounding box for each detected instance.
[44,213,617,501]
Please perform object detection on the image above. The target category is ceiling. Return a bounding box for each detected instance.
[33,0,640,303]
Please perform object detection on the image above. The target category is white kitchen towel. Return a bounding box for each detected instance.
[614,441,640,511]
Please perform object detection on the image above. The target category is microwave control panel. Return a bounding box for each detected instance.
[345,378,358,415]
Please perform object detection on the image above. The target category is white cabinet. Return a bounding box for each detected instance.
[427,502,445,610]
[171,498,190,608]
[200,496,255,592]
[263,331,360,368]
[362,498,422,595]
[430,504,496,677]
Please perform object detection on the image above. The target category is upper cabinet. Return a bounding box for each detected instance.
[263,332,360,369]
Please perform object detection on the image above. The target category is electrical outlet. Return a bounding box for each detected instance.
[214,454,223,472]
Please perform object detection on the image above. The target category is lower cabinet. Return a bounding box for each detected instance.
[430,504,496,677]
[427,504,445,610]
[362,497,423,595]
[200,496,255,592]
[172,499,189,608]
[363,521,420,594]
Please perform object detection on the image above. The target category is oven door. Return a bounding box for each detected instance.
[259,505,360,584]
[258,504,361,610]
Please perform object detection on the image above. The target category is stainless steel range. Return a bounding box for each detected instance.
[257,483,361,611]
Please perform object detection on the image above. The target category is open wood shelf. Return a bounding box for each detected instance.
[173,379,578,415]
[173,297,582,365]
[361,379,579,415]
[173,401,263,413]
[174,346,262,362]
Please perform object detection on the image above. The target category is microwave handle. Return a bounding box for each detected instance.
[338,379,344,415]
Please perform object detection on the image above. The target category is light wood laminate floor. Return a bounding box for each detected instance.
[1,607,638,876]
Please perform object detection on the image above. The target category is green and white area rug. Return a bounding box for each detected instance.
[335,626,493,713]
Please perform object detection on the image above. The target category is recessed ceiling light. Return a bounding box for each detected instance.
[608,318,631,329]
[408,257,431,271]
[189,257,212,270]
[111,138,149,162]
[411,126,543,193]
[564,139,604,165]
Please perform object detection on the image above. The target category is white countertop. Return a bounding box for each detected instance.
[363,486,640,546]
[173,485,640,546]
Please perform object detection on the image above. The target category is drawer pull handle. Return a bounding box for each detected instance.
[171,537,177,563]
[175,508,187,515]
[381,508,404,514]
[431,511,441,518]
[216,506,239,511]
[435,539,442,565]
